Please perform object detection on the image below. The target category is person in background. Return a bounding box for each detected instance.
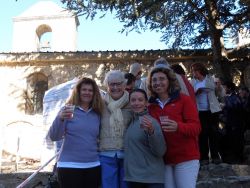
[99,70,133,188]
[147,67,201,188]
[239,87,250,130]
[139,76,149,94]
[48,77,104,188]
[220,81,245,164]
[124,88,166,188]
[214,77,226,104]
[213,76,226,157]
[129,62,143,88]
[124,72,136,93]
[170,63,196,103]
[190,63,222,165]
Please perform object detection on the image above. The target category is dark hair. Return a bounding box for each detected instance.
[124,73,136,85]
[129,88,148,101]
[67,77,104,115]
[223,81,236,91]
[171,64,186,75]
[191,63,209,76]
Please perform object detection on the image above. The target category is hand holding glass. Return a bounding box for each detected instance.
[139,115,152,131]
[160,117,178,132]
[63,104,75,119]
[159,116,169,128]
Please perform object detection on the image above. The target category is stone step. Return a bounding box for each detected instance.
[0,163,250,188]
[197,176,250,188]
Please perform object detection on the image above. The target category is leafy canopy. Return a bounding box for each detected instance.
[61,0,249,50]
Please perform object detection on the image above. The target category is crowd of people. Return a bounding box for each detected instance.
[47,58,250,188]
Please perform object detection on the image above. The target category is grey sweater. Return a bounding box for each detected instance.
[124,112,166,183]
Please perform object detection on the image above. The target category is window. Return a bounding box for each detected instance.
[26,73,48,114]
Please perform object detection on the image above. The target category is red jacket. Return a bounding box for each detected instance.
[180,74,196,104]
[148,93,201,164]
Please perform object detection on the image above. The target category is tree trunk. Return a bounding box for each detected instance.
[205,0,231,81]
[210,29,231,81]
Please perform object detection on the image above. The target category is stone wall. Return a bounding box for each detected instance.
[0,50,214,116]
[0,50,249,116]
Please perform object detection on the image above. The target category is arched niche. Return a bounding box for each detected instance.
[26,72,48,114]
[36,24,52,52]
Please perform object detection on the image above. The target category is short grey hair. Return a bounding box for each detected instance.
[129,62,142,76]
[103,70,126,87]
[153,57,171,69]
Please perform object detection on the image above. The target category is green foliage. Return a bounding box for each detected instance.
[61,0,249,50]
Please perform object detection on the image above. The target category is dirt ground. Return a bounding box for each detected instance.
[0,151,54,188]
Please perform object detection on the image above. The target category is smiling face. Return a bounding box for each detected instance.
[107,81,126,100]
[129,91,147,113]
[79,83,94,107]
[151,72,169,96]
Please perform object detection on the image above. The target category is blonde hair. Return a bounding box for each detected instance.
[67,77,104,115]
[148,67,180,98]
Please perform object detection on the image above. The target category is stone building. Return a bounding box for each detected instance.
[12,1,79,52]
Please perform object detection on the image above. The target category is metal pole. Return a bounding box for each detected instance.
[16,151,59,188]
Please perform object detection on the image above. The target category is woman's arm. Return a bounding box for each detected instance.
[48,110,66,141]
[147,119,166,157]
[177,96,201,137]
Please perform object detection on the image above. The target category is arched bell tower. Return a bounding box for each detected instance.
[12,0,79,52]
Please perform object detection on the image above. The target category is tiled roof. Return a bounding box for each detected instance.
[0,49,249,64]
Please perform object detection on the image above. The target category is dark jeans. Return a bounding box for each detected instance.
[220,127,245,163]
[199,111,221,161]
[57,166,101,188]
[127,182,164,188]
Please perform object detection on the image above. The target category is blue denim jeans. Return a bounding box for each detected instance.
[100,155,128,188]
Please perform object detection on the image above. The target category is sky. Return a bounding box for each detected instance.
[0,0,167,52]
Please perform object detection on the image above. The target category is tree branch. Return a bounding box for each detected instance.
[227,42,250,55]
[223,7,250,29]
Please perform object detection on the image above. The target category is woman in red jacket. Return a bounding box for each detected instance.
[147,66,201,188]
